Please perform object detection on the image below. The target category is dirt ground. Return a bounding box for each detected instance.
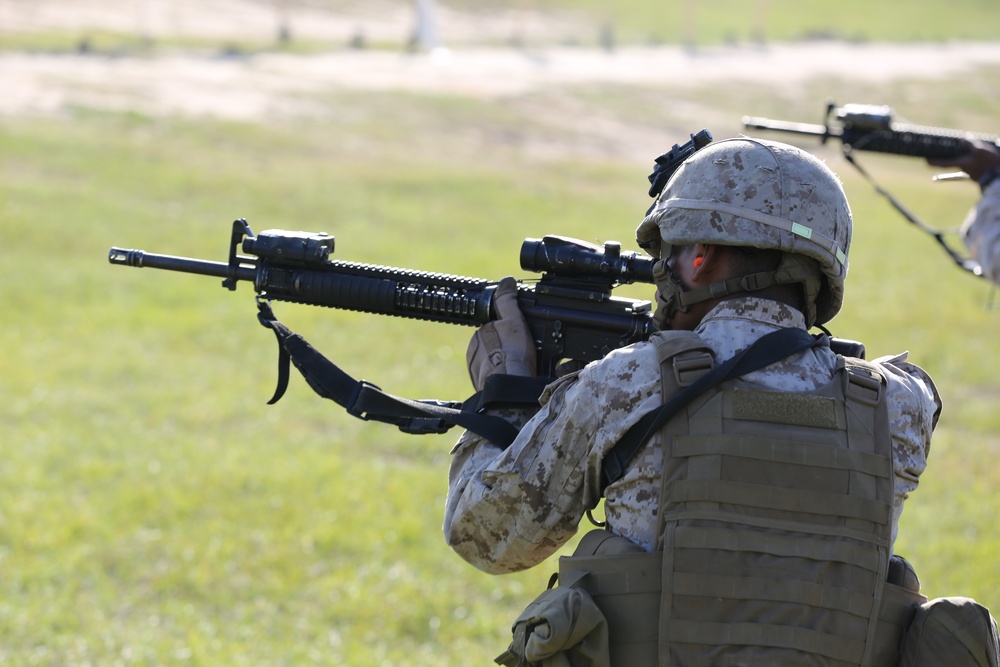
[4,0,1000,122]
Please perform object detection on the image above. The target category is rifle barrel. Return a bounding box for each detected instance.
[742,116,842,140]
[108,248,257,282]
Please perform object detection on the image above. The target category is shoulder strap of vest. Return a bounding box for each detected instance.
[600,327,822,494]
[651,331,716,390]
[841,356,888,396]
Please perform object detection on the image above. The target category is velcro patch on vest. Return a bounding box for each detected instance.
[726,389,841,429]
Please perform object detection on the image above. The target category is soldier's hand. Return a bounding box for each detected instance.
[927,139,1000,182]
[466,277,536,391]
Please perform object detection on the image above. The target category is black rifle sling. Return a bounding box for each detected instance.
[256,301,548,447]
[600,327,822,493]
[842,147,984,277]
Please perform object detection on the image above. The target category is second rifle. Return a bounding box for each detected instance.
[743,101,999,159]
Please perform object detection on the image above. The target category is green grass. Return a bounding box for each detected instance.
[1,110,622,665]
[4,14,1000,666]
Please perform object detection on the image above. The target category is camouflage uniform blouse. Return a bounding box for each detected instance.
[444,297,942,575]
[962,179,1000,284]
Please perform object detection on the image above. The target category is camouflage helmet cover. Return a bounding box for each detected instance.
[636,137,852,324]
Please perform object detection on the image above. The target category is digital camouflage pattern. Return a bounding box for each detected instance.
[443,296,942,575]
[962,179,1000,284]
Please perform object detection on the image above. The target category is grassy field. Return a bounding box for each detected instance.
[3,8,1000,665]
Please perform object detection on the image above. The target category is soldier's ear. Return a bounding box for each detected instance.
[691,243,717,279]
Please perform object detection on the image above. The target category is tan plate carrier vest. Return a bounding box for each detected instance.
[560,331,926,666]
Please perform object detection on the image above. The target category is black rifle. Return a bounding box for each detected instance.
[109,219,658,378]
[108,219,864,434]
[108,130,719,380]
[743,101,999,159]
[744,102,990,277]
[109,220,666,440]
[107,131,864,439]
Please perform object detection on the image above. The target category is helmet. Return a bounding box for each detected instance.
[635,137,852,325]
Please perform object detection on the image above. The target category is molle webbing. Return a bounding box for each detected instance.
[657,347,895,666]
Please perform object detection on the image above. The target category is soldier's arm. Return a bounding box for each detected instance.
[442,344,662,574]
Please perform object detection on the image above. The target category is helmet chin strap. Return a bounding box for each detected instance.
[651,259,689,328]
[677,270,782,308]
[655,255,821,328]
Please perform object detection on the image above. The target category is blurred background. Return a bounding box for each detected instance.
[3,1,1000,665]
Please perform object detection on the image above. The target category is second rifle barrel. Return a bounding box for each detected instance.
[741,117,838,138]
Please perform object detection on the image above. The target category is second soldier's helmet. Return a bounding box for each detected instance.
[636,137,852,326]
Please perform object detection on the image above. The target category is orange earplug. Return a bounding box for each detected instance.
[693,256,704,269]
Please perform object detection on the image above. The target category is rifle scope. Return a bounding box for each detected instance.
[520,235,656,285]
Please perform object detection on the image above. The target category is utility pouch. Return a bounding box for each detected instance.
[495,531,644,667]
[870,581,927,666]
[558,550,659,665]
[898,596,1000,667]
[494,583,609,667]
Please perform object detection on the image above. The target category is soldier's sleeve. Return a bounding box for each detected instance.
[872,351,943,547]
[442,343,661,574]
[962,179,1000,284]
